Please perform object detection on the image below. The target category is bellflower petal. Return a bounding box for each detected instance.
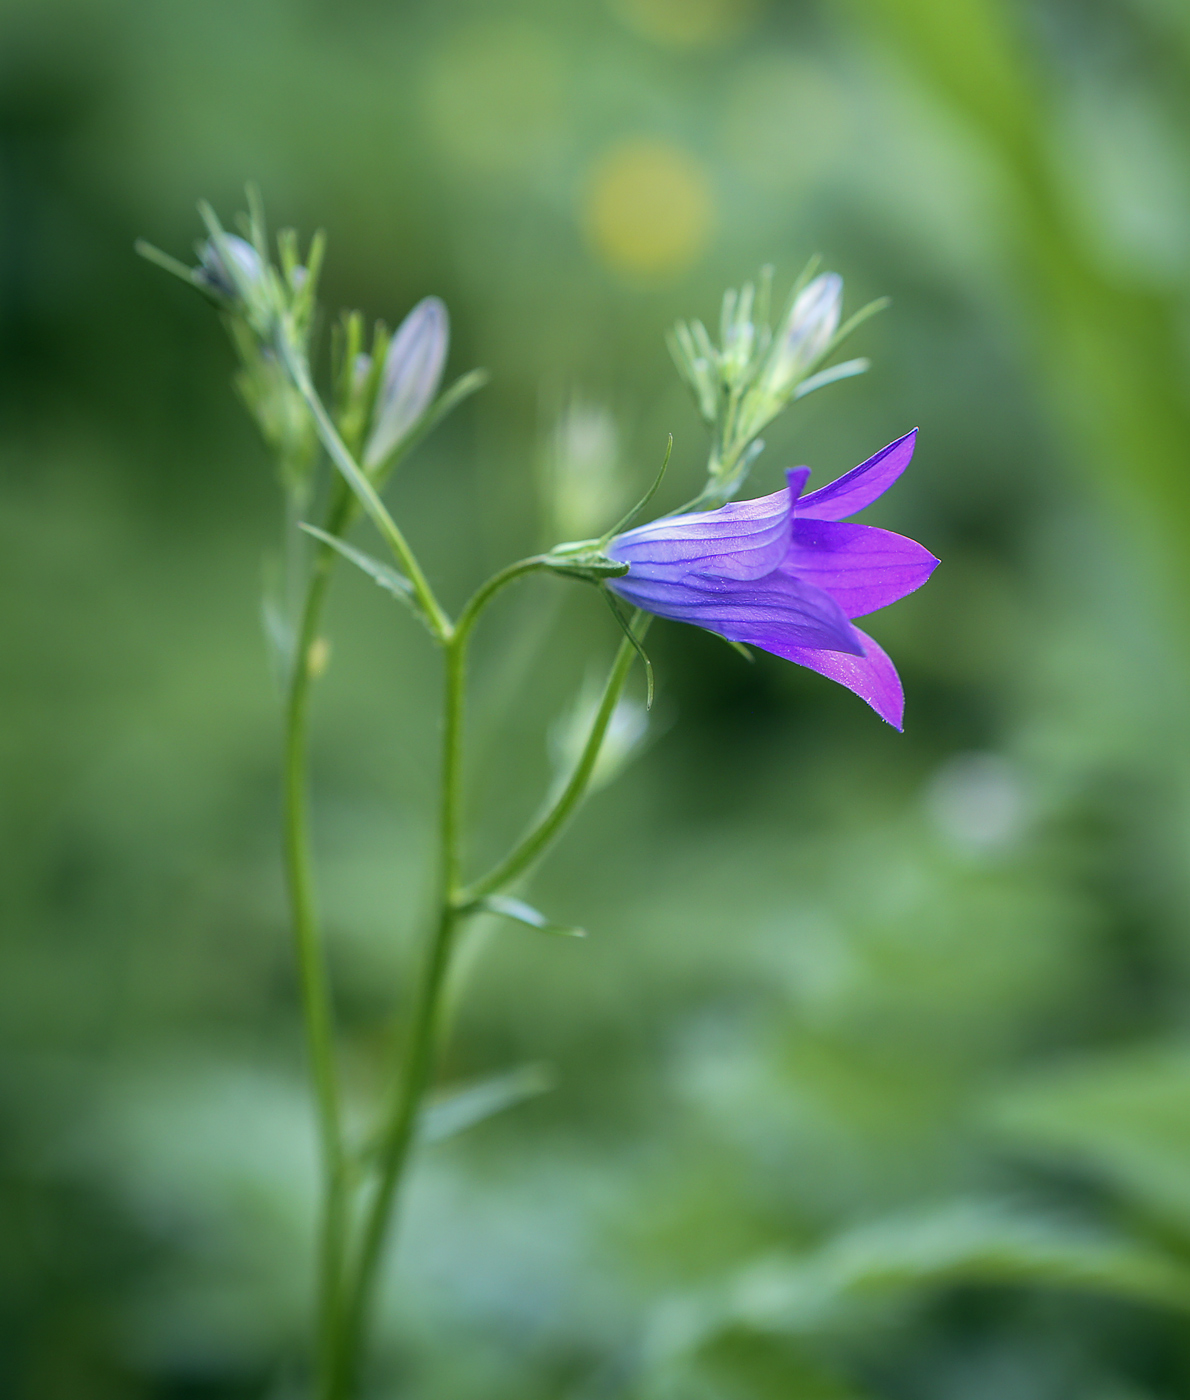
[609,488,792,582]
[783,519,939,618]
[778,627,905,730]
[610,568,865,656]
[797,429,917,520]
[763,273,843,393]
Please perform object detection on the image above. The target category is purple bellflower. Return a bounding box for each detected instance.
[606,431,936,730]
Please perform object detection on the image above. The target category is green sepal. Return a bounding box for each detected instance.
[475,893,587,938]
[242,181,268,262]
[794,357,870,400]
[299,523,418,612]
[332,311,390,459]
[602,434,673,539]
[603,590,655,709]
[134,239,205,291]
[541,540,630,583]
[714,634,754,663]
[826,295,890,354]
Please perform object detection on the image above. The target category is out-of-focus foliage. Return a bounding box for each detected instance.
[3,0,1190,1397]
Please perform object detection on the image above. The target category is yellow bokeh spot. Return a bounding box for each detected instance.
[611,0,762,48]
[582,139,714,278]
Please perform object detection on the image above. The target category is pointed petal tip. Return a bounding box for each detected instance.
[785,466,811,500]
[796,428,920,521]
[775,626,904,726]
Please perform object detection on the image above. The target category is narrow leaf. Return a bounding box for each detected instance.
[477,893,587,938]
[134,239,199,287]
[714,634,755,663]
[299,523,418,610]
[793,358,871,400]
[826,297,890,354]
[260,597,294,687]
[244,181,268,260]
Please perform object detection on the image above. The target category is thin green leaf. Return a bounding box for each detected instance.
[477,893,586,938]
[793,358,871,400]
[766,255,824,344]
[299,523,417,611]
[719,286,737,346]
[789,252,823,302]
[260,595,294,687]
[134,239,199,287]
[674,321,702,378]
[714,634,755,663]
[244,181,267,260]
[665,327,694,383]
[826,297,890,355]
[691,319,717,365]
[755,263,774,330]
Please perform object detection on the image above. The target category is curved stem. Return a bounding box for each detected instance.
[282,486,352,1399]
[275,323,453,643]
[453,555,548,642]
[459,612,650,907]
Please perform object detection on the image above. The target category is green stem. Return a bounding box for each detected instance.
[453,556,547,639]
[275,323,453,643]
[329,637,466,1399]
[328,556,544,1396]
[459,613,649,907]
[282,487,352,1399]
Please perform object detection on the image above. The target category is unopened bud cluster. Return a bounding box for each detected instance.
[667,263,885,508]
[139,200,450,502]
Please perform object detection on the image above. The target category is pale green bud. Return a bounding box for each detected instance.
[195,233,265,303]
[759,272,842,397]
[362,297,449,471]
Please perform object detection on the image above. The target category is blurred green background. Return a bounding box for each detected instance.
[4,0,1190,1396]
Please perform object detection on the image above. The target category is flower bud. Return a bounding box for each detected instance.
[763,272,842,395]
[362,297,449,471]
[195,233,265,301]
